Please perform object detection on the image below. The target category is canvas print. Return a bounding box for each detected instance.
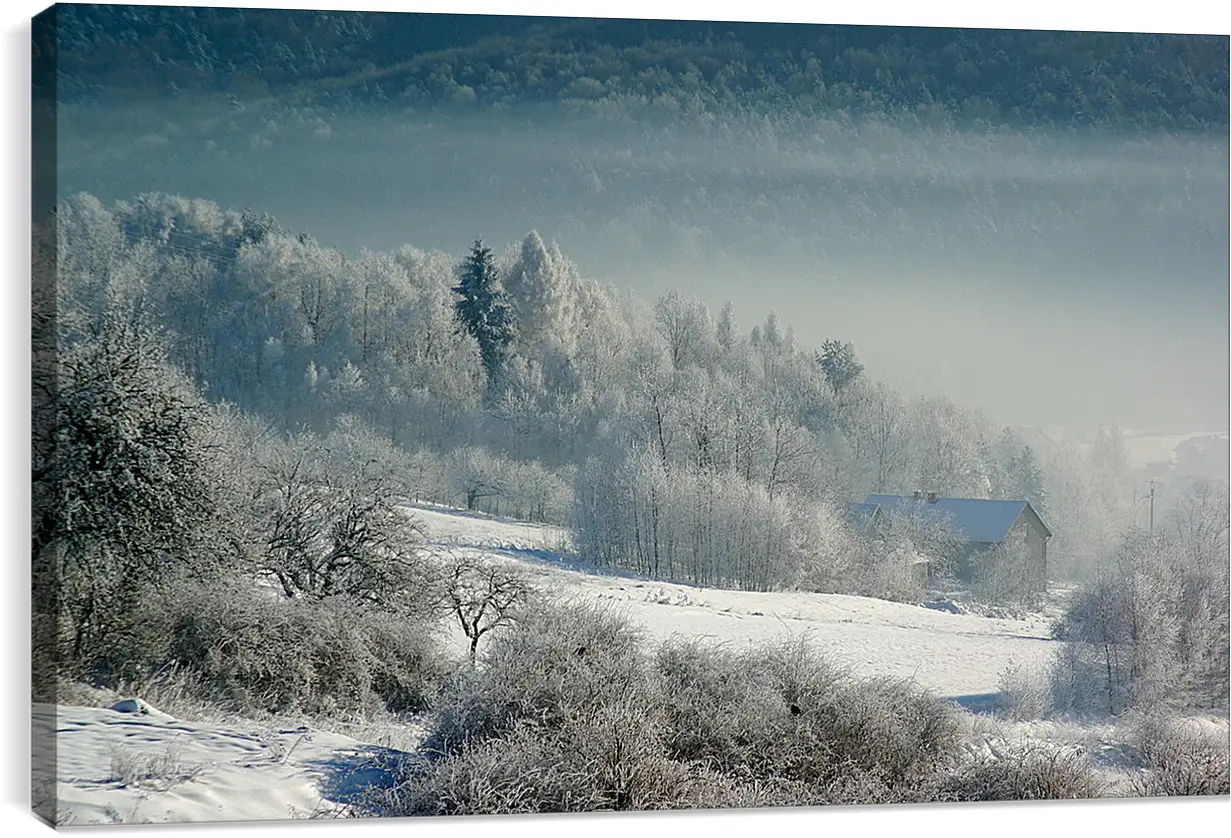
[30,1,1230,826]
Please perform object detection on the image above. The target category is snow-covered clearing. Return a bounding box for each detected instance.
[39,700,414,825]
[48,504,1073,824]
[411,503,1056,700]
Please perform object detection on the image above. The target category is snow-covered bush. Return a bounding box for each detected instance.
[1050,526,1229,716]
[144,580,451,717]
[422,601,650,756]
[655,637,961,801]
[840,543,930,604]
[1128,714,1230,797]
[386,719,714,816]
[390,603,966,814]
[938,742,1104,801]
[400,601,687,813]
[996,659,1051,721]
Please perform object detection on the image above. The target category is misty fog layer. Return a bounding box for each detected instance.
[56,97,1228,434]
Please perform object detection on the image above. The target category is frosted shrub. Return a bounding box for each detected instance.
[424,601,652,755]
[939,742,1104,801]
[1129,714,1230,797]
[399,602,685,814]
[997,659,1051,721]
[656,637,960,800]
[107,580,452,717]
[390,606,963,814]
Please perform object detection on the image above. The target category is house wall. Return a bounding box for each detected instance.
[1001,515,1048,593]
[1021,516,1049,592]
[946,514,1048,593]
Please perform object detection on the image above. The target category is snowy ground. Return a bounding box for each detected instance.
[47,503,1076,824]
[1122,429,1228,470]
[39,700,417,826]
[409,502,1056,700]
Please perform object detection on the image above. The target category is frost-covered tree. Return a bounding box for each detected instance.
[446,446,508,511]
[1005,445,1047,515]
[249,430,434,613]
[34,312,220,667]
[348,249,412,363]
[715,300,738,352]
[845,381,910,494]
[571,278,627,400]
[751,311,784,355]
[1052,524,1229,715]
[1170,479,1230,565]
[908,396,988,498]
[817,339,864,397]
[453,239,514,384]
[504,231,578,355]
[652,290,712,371]
[55,192,129,316]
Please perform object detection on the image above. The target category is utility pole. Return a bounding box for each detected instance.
[1148,478,1156,534]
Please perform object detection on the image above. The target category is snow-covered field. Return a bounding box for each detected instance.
[39,700,415,825]
[410,503,1056,699]
[1121,430,1228,471]
[49,503,1068,824]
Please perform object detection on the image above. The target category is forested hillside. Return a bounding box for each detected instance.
[43,190,1170,590]
[45,6,1229,132]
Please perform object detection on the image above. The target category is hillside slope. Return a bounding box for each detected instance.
[411,503,1055,698]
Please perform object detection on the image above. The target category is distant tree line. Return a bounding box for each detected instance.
[48,6,1229,132]
[44,190,1158,599]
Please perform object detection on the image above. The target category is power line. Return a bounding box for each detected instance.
[120,226,241,267]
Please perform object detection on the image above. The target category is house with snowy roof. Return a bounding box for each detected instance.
[855,492,1052,592]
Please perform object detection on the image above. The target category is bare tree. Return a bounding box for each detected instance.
[446,446,507,511]
[446,557,532,665]
[251,431,434,613]
[1170,479,1230,562]
[653,290,712,371]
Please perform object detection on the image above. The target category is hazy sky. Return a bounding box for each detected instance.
[52,3,1230,437]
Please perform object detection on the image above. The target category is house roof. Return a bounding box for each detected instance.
[847,502,882,533]
[863,494,1052,542]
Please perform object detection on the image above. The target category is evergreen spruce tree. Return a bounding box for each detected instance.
[818,339,864,396]
[1008,445,1048,516]
[453,239,514,383]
